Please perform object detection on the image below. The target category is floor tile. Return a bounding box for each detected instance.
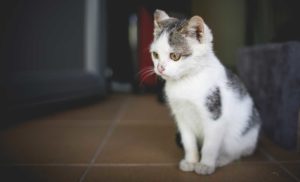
[119,119,175,126]
[85,163,296,182]
[0,123,109,164]
[237,149,269,162]
[0,166,85,182]
[0,93,297,182]
[96,125,182,164]
[120,95,173,121]
[280,162,300,180]
[259,136,300,161]
[40,94,126,121]
[3,118,112,129]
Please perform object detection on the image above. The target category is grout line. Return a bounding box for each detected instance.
[0,163,90,167]
[79,97,130,182]
[259,148,300,182]
[0,163,178,167]
[92,163,177,167]
[2,160,300,168]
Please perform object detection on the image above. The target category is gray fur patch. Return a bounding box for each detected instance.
[225,69,248,98]
[155,19,192,56]
[206,87,222,120]
[168,31,192,56]
[154,18,178,38]
[242,107,261,136]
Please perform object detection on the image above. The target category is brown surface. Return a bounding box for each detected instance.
[0,122,109,164]
[86,164,296,182]
[0,94,299,182]
[0,166,85,182]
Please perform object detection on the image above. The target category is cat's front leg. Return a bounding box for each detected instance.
[177,122,199,172]
[195,124,224,175]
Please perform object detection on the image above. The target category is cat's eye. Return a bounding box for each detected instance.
[170,52,181,61]
[152,51,159,59]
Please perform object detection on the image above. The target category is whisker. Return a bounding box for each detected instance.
[139,71,154,79]
[138,67,154,75]
[138,67,155,77]
[139,70,156,86]
[141,71,155,80]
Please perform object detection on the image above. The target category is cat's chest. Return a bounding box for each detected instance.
[165,75,214,104]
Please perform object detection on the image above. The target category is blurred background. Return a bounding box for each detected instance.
[1,0,299,122]
[0,0,299,181]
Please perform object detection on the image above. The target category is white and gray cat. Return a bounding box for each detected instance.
[150,10,261,175]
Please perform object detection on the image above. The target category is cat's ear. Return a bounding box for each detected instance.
[153,9,170,37]
[154,9,170,28]
[181,16,205,41]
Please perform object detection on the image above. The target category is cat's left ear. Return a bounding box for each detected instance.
[154,9,170,28]
[153,9,170,37]
[181,16,204,41]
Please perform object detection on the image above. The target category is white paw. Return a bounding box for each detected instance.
[195,163,215,175]
[179,159,195,172]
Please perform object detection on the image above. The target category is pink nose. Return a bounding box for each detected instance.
[157,64,165,73]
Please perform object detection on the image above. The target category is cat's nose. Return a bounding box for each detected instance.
[157,64,165,74]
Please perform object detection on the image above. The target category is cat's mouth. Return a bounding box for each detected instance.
[155,70,175,80]
[160,74,169,80]
[155,71,168,80]
[158,73,173,80]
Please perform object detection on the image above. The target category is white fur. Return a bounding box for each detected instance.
[150,22,260,175]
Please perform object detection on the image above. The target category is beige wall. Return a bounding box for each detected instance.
[192,0,246,68]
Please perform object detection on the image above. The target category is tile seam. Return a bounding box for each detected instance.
[79,97,130,182]
[259,148,300,182]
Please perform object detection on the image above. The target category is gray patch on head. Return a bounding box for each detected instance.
[206,87,222,120]
[225,69,248,99]
[168,30,192,56]
[154,18,178,39]
[155,19,192,56]
[167,19,192,56]
[241,107,261,136]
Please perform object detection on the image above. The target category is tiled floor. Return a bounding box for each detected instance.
[0,94,299,182]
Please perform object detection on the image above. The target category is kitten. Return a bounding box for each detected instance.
[150,10,261,175]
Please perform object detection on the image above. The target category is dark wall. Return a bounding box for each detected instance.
[0,0,84,74]
[246,0,300,45]
[0,0,107,122]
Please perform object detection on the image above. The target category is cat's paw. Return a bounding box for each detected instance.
[195,163,215,175]
[179,159,195,172]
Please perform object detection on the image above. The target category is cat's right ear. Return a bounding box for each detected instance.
[186,16,205,41]
[153,9,169,37]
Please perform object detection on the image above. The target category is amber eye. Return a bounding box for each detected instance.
[170,52,181,61]
[152,51,159,59]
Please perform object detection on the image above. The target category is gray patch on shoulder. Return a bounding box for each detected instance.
[225,69,248,98]
[206,87,222,120]
[241,107,261,136]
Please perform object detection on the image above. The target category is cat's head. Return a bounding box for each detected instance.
[150,10,213,81]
